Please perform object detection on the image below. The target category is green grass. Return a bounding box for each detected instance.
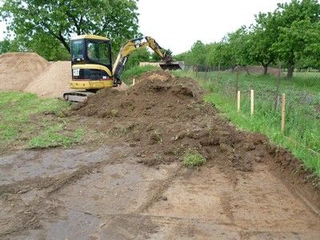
[28,124,85,148]
[174,70,320,177]
[183,149,206,167]
[0,92,84,149]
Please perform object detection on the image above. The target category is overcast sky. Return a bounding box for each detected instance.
[138,0,289,54]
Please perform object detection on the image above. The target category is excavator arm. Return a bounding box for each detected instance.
[112,36,181,85]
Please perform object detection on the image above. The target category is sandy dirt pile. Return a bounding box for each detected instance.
[0,52,49,91]
[0,52,128,98]
[70,70,320,210]
[0,52,71,98]
[24,61,72,98]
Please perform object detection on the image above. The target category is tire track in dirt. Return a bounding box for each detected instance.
[0,145,124,238]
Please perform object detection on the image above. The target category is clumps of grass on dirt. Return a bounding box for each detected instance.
[28,126,85,148]
[149,130,163,144]
[183,149,206,168]
[0,92,83,150]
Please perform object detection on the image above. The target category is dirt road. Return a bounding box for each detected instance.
[1,145,319,239]
[1,70,320,239]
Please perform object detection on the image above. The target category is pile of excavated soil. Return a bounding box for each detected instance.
[24,61,72,98]
[0,52,49,91]
[70,70,320,210]
[70,70,275,173]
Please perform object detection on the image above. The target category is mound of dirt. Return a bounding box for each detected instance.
[247,65,284,77]
[24,61,72,98]
[71,70,271,174]
[0,52,49,91]
[69,70,319,210]
[233,65,285,77]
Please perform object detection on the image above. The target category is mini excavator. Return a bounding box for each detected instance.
[63,35,183,102]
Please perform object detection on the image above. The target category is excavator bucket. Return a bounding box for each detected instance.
[159,61,184,70]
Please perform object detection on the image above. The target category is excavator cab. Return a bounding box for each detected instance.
[71,36,111,66]
[69,35,114,89]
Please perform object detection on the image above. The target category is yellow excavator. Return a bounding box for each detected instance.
[63,35,183,102]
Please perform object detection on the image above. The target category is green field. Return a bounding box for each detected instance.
[0,92,84,149]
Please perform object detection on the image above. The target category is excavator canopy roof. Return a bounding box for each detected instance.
[71,35,110,41]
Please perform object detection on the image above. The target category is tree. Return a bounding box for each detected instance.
[205,41,235,68]
[125,48,151,69]
[190,40,207,66]
[24,33,70,61]
[0,0,139,58]
[0,39,12,54]
[249,12,279,75]
[227,26,252,67]
[273,0,320,78]
[0,38,19,54]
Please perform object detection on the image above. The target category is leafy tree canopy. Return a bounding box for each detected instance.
[0,0,139,59]
[273,0,320,77]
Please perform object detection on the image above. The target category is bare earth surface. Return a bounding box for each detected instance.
[0,53,320,239]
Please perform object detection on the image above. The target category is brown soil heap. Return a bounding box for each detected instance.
[0,52,49,91]
[71,70,319,210]
[70,70,278,169]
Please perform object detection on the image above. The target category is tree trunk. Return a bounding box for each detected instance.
[244,66,250,75]
[287,65,294,79]
[286,51,295,79]
[262,65,268,75]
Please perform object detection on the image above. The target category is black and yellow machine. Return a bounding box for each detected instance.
[63,35,183,102]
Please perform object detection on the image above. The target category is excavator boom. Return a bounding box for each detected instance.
[112,36,182,84]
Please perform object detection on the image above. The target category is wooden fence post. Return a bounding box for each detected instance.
[237,91,241,113]
[281,93,286,133]
[250,89,254,116]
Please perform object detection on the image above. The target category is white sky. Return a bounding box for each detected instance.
[138,0,289,54]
